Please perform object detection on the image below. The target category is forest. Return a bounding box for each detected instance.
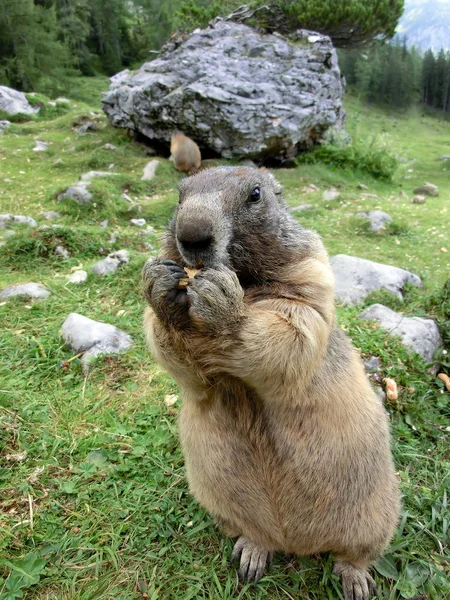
[1,0,448,114]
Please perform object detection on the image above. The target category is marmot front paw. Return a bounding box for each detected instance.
[187,266,244,332]
[142,258,190,325]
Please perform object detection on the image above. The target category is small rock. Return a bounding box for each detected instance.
[130,218,146,227]
[67,270,87,284]
[359,304,442,367]
[360,193,379,200]
[238,159,258,168]
[411,195,426,204]
[364,356,381,373]
[413,183,439,197]
[373,386,386,403]
[55,245,71,259]
[439,155,450,161]
[141,159,159,181]
[0,214,37,228]
[399,191,408,198]
[0,119,11,133]
[290,204,313,212]
[3,178,12,183]
[91,249,129,276]
[103,143,117,151]
[122,193,132,203]
[33,141,49,152]
[330,255,422,305]
[109,231,120,244]
[0,86,39,115]
[53,158,63,166]
[100,219,109,228]
[56,97,70,104]
[357,183,368,190]
[80,170,118,181]
[0,282,51,300]
[356,210,392,232]
[140,225,155,235]
[75,121,98,135]
[323,188,340,201]
[41,210,61,220]
[57,182,92,205]
[61,312,133,372]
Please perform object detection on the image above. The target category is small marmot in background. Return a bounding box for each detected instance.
[142,166,400,600]
[170,131,201,175]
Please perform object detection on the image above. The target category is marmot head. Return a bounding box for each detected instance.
[165,167,304,284]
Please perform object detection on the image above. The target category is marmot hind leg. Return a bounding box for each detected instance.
[334,559,378,600]
[230,536,273,585]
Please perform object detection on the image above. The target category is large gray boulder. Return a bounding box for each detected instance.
[359,304,442,367]
[0,86,39,115]
[102,22,344,160]
[61,313,133,372]
[331,255,422,305]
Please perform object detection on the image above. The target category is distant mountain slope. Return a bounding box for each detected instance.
[396,0,450,51]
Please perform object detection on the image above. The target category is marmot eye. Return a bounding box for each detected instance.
[249,186,261,202]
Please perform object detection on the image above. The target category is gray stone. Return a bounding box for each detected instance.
[413,183,439,197]
[238,159,258,168]
[356,210,392,232]
[141,159,159,181]
[55,245,70,259]
[139,225,155,235]
[357,183,368,190]
[3,178,12,183]
[0,86,39,115]
[41,211,61,220]
[61,312,133,372]
[80,170,118,181]
[67,270,87,284]
[411,195,426,204]
[290,204,313,212]
[33,141,49,152]
[0,282,50,300]
[0,214,37,228]
[75,121,98,135]
[91,249,129,276]
[0,119,11,133]
[100,219,109,228]
[364,356,381,373]
[323,188,340,201]
[102,22,344,160]
[56,97,70,104]
[439,155,450,161]
[103,143,117,150]
[130,218,146,227]
[330,254,422,305]
[359,304,442,366]
[57,182,93,205]
[373,386,386,403]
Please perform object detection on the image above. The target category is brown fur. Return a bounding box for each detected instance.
[142,167,400,599]
[170,132,201,175]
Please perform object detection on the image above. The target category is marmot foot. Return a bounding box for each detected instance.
[334,561,378,600]
[230,536,272,585]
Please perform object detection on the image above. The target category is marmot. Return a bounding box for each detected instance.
[170,132,201,175]
[142,166,400,600]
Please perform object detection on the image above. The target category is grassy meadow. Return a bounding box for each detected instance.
[0,78,449,600]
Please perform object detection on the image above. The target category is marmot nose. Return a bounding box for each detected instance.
[177,220,214,253]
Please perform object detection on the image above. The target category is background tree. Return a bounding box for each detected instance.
[177,0,405,49]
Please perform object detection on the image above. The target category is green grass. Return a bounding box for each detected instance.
[0,81,449,600]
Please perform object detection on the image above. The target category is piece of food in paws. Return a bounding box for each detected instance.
[177,267,200,289]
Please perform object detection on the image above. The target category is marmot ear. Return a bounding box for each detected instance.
[266,171,283,195]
